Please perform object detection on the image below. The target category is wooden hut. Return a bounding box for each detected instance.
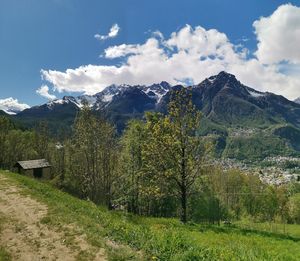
[14,159,51,179]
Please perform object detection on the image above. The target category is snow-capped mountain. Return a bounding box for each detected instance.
[1,108,20,115]
[43,81,172,111]
[46,96,85,109]
[294,97,300,104]
[158,71,300,127]
[8,72,300,158]
[140,81,171,102]
[13,72,300,134]
[94,84,130,103]
[14,81,172,132]
[0,97,30,115]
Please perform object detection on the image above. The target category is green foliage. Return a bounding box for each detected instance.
[2,171,300,261]
[197,117,228,137]
[197,121,300,160]
[288,193,300,223]
[0,247,11,261]
[146,89,204,222]
[34,121,50,159]
[118,119,146,214]
[273,125,300,151]
[2,86,300,260]
[119,88,206,222]
[0,116,38,169]
[64,105,119,208]
[222,134,294,160]
[189,184,227,224]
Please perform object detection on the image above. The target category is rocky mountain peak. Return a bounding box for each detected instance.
[159,81,171,89]
[294,97,300,104]
[196,71,246,99]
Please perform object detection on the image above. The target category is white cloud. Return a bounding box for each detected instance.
[254,4,300,64]
[42,5,300,99]
[0,97,30,115]
[94,24,120,41]
[36,85,57,100]
[104,44,140,59]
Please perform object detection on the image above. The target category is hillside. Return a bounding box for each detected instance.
[1,170,300,260]
[0,110,8,117]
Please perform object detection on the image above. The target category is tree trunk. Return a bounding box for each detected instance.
[180,185,187,223]
[180,146,187,223]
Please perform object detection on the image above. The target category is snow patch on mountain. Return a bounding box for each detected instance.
[43,82,172,111]
[46,95,98,109]
[206,75,217,84]
[0,97,30,115]
[95,84,129,104]
[246,88,265,98]
[140,82,171,102]
[2,110,17,115]
[294,97,300,104]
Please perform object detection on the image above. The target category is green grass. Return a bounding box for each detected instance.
[0,248,10,261]
[1,171,300,260]
[0,214,11,261]
[235,220,300,239]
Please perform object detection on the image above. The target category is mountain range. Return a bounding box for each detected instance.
[2,71,300,160]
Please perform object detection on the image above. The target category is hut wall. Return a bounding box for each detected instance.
[22,168,51,179]
[24,169,34,178]
[43,168,51,179]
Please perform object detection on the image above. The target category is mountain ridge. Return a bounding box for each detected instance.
[13,72,300,130]
[6,72,300,158]
[1,72,300,160]
[14,72,300,122]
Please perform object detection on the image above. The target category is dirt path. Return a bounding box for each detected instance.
[0,176,106,261]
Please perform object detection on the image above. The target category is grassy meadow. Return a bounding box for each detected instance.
[0,170,300,261]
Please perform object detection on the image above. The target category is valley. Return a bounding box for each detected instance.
[1,74,300,260]
[2,2,300,260]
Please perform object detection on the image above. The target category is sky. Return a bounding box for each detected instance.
[1,0,300,111]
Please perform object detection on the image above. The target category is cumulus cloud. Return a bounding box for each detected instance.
[104,44,140,59]
[42,26,244,95]
[0,98,30,114]
[36,85,57,100]
[94,24,120,41]
[254,4,300,64]
[41,5,300,99]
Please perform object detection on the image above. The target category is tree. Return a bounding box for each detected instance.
[5,130,37,168]
[34,121,50,159]
[70,104,119,208]
[143,88,204,223]
[100,120,119,209]
[288,193,300,224]
[0,116,14,168]
[262,186,279,222]
[120,120,146,214]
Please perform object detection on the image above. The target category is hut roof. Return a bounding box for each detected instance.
[15,159,51,170]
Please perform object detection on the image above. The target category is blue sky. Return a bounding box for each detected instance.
[1,0,300,110]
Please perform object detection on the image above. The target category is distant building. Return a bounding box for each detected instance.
[14,159,51,179]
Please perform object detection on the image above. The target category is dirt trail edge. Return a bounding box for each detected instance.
[0,175,107,261]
